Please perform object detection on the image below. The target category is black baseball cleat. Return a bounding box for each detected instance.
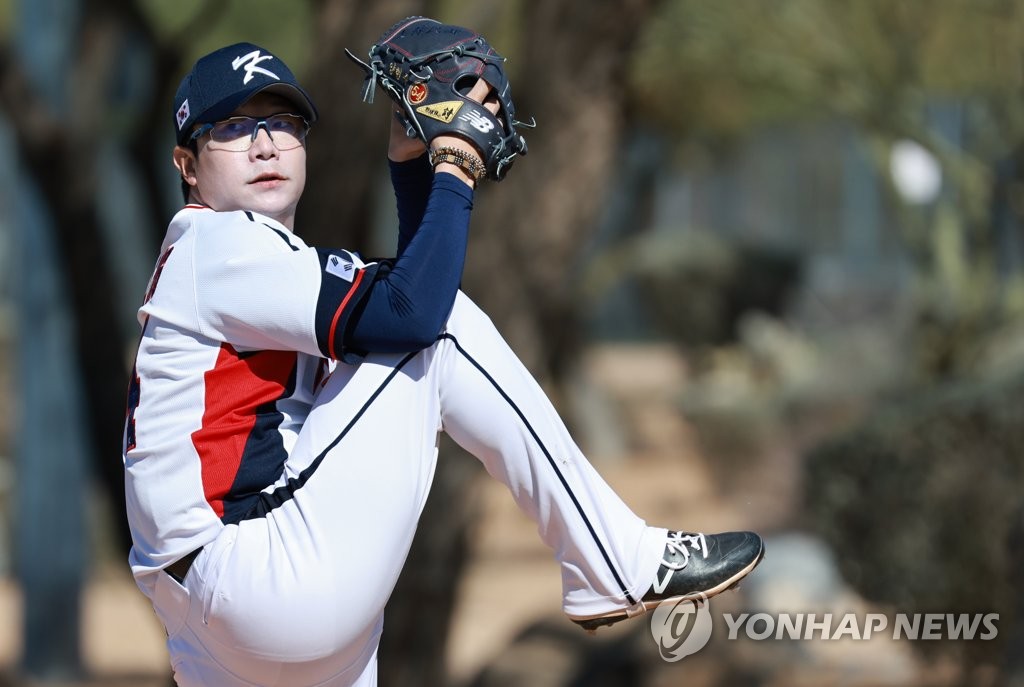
[569,530,765,633]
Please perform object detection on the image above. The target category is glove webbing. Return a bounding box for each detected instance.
[353,44,507,104]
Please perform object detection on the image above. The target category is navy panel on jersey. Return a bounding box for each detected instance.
[313,249,381,364]
[221,352,299,524]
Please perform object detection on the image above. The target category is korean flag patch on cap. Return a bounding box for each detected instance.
[176,99,190,130]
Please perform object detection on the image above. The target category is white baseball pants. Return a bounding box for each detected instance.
[150,292,664,686]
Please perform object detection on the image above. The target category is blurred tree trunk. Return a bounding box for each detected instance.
[1,0,225,561]
[464,0,663,391]
[303,0,425,249]
[7,3,88,677]
[2,10,131,558]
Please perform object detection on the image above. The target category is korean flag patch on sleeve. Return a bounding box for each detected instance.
[324,250,367,283]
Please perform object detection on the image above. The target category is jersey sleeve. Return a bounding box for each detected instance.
[145,185,472,364]
[311,249,382,362]
[182,214,379,361]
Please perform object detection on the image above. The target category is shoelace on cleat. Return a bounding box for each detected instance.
[662,532,709,570]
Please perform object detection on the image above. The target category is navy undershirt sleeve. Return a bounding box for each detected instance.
[344,171,472,354]
[389,153,433,255]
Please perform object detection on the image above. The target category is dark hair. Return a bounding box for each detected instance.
[180,139,199,203]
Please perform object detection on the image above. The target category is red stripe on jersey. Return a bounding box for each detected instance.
[190,344,295,518]
[144,246,174,304]
[327,269,366,359]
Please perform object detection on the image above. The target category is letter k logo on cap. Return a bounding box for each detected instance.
[232,50,280,84]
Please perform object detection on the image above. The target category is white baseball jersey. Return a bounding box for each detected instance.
[126,206,663,687]
[124,205,377,579]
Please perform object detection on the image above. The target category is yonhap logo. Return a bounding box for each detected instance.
[647,592,999,663]
[649,593,713,661]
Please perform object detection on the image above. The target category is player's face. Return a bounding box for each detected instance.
[184,92,308,230]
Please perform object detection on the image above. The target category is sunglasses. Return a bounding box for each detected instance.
[190,114,310,152]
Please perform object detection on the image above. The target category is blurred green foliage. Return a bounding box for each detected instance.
[631,0,1024,142]
[432,0,525,63]
[138,0,315,74]
[0,0,10,41]
[615,1,1024,390]
[805,369,1024,669]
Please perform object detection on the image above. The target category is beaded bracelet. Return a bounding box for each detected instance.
[429,145,487,181]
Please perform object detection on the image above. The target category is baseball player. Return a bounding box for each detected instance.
[124,26,763,687]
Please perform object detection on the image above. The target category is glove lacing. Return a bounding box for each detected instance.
[359,42,505,104]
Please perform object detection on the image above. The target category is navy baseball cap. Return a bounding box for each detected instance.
[173,42,319,145]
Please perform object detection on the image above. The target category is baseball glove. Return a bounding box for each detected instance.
[345,16,532,181]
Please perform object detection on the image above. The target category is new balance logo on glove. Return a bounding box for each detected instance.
[459,108,495,133]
